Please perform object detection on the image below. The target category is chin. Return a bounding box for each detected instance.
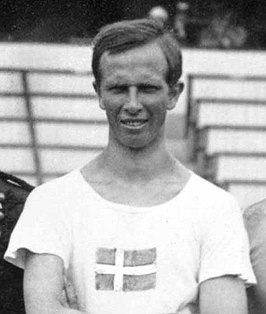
[122,141,147,150]
[118,136,156,150]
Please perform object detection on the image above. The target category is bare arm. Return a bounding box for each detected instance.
[199,276,248,314]
[244,200,266,312]
[251,250,266,311]
[24,252,84,314]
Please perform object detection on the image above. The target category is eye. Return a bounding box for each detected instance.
[139,84,160,93]
[108,85,128,94]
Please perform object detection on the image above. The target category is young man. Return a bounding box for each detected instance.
[5,19,255,314]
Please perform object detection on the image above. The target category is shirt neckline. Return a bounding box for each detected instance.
[75,168,195,213]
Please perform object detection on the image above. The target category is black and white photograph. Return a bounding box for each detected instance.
[0,1,266,313]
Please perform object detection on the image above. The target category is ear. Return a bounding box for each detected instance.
[93,81,100,95]
[93,81,105,110]
[99,99,105,110]
[167,82,184,111]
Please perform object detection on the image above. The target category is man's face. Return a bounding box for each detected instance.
[96,42,182,149]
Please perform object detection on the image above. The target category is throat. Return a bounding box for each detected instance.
[90,178,187,207]
[81,155,191,207]
[103,140,173,181]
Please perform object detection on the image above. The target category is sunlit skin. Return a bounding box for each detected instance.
[94,42,183,150]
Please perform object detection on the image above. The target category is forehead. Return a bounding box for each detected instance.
[99,42,168,85]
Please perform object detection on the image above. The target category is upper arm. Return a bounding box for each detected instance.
[199,276,248,314]
[252,252,266,311]
[199,195,255,286]
[24,251,65,314]
[244,200,266,312]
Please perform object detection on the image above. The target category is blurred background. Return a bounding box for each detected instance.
[0,0,265,49]
[0,0,266,208]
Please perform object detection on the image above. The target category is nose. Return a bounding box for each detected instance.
[124,87,142,113]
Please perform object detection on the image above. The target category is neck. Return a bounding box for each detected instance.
[99,133,176,182]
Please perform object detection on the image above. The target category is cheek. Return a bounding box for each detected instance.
[105,107,120,122]
[101,94,126,110]
[101,98,121,122]
[141,89,169,104]
[144,96,169,114]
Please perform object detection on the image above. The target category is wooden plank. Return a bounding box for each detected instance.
[200,128,266,155]
[0,148,35,172]
[0,72,23,93]
[0,121,31,144]
[0,97,26,117]
[192,79,266,100]
[28,72,95,95]
[40,149,101,173]
[197,101,266,128]
[36,123,108,147]
[214,155,266,181]
[32,97,106,121]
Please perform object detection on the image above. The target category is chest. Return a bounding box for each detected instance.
[70,208,200,314]
[71,205,199,271]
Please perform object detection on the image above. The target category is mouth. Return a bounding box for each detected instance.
[120,119,148,128]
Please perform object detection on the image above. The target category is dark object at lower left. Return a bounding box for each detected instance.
[0,171,35,314]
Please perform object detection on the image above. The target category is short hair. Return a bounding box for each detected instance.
[92,18,182,88]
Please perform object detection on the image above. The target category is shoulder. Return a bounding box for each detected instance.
[243,198,266,239]
[25,169,82,211]
[188,173,239,213]
[29,170,80,199]
[181,174,242,235]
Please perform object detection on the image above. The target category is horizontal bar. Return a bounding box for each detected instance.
[0,117,106,124]
[189,74,266,82]
[0,68,92,75]
[0,92,96,98]
[196,98,266,106]
[224,180,266,185]
[0,143,104,150]
[210,151,266,158]
[198,125,266,132]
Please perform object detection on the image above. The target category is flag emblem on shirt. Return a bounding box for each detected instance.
[95,247,157,292]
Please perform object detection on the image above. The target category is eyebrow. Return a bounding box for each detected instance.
[104,76,163,86]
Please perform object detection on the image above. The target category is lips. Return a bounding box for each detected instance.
[120,119,148,127]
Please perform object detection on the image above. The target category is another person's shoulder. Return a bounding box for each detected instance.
[243,198,266,234]
[243,198,266,254]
